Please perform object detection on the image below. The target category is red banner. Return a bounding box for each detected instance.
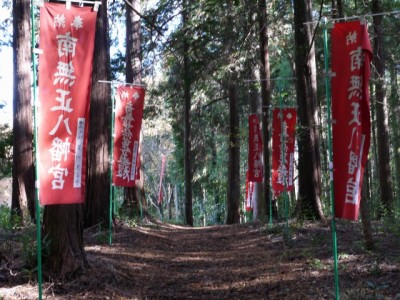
[245,171,254,212]
[331,21,372,220]
[37,3,97,205]
[248,114,263,182]
[158,155,167,205]
[271,108,297,196]
[112,85,145,186]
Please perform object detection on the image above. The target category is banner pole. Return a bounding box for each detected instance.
[277,80,290,240]
[322,18,340,300]
[268,108,273,227]
[108,87,116,245]
[30,2,43,299]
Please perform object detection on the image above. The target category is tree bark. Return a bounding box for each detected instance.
[43,204,86,276]
[183,0,193,226]
[258,0,271,223]
[84,0,111,227]
[124,0,147,217]
[372,0,394,217]
[292,0,324,220]
[226,85,240,224]
[360,164,374,251]
[11,0,35,222]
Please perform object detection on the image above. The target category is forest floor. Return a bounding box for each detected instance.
[1,218,400,299]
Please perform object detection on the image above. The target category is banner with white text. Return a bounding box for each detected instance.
[38,3,97,205]
[271,108,297,196]
[248,114,263,182]
[331,21,372,221]
[112,85,145,187]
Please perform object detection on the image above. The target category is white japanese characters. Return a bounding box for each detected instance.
[48,13,84,190]
[344,31,365,205]
[116,91,136,182]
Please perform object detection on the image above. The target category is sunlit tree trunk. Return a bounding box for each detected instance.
[84,0,111,227]
[124,0,147,217]
[293,0,324,220]
[11,0,35,221]
[372,0,394,218]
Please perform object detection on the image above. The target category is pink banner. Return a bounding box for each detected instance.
[38,3,97,205]
[331,21,372,220]
[112,85,145,187]
[271,108,297,196]
[248,114,263,182]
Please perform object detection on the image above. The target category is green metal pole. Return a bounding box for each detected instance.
[109,87,116,245]
[278,80,290,240]
[268,107,273,227]
[31,2,42,299]
[323,18,340,300]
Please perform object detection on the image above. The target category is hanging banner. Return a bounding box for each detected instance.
[37,3,97,205]
[245,171,254,212]
[248,114,263,182]
[271,108,297,196]
[158,155,167,205]
[331,21,372,221]
[112,85,145,187]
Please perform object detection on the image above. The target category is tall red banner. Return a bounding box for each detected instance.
[248,114,263,182]
[272,108,297,196]
[112,85,145,187]
[38,3,97,205]
[331,21,372,221]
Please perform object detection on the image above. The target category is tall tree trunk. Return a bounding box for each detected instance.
[226,85,240,224]
[249,90,264,222]
[43,204,86,276]
[258,0,271,224]
[360,164,374,250]
[11,0,35,221]
[292,0,324,220]
[389,62,400,202]
[183,0,193,226]
[84,0,111,227]
[372,0,394,218]
[124,0,147,217]
[210,129,222,223]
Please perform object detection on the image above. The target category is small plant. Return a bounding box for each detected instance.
[309,258,324,270]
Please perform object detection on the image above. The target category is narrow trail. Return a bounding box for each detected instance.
[1,221,400,299]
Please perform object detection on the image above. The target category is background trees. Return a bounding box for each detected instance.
[2,0,399,261]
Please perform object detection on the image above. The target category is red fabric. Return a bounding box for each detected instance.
[248,114,263,182]
[37,3,97,205]
[331,21,372,220]
[271,108,297,196]
[158,155,167,205]
[245,171,254,212]
[112,85,145,186]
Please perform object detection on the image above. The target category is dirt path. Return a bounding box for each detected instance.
[1,221,400,299]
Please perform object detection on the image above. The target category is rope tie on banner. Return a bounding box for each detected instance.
[98,80,146,88]
[37,0,102,10]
